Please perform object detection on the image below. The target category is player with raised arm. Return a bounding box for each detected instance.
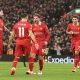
[26,13,50,75]
[8,16,39,75]
[66,14,80,72]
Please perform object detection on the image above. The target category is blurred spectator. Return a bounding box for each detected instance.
[54,42,61,55]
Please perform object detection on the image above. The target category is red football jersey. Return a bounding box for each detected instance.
[13,21,31,39]
[66,23,80,43]
[32,22,50,42]
[0,19,4,39]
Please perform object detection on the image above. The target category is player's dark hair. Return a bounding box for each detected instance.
[18,13,28,22]
[20,13,28,19]
[33,13,41,18]
[72,14,79,19]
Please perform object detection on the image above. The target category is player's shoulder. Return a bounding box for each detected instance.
[13,21,19,28]
[26,21,31,25]
[68,23,73,27]
[14,22,18,26]
[14,21,28,26]
[68,23,73,26]
[41,22,48,28]
[41,22,46,25]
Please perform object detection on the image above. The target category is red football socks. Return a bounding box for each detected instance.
[74,54,79,67]
[39,60,43,71]
[12,57,19,68]
[28,57,34,71]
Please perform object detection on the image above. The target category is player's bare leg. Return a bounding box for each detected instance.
[10,57,19,75]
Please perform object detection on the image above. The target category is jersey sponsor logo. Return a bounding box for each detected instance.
[34,32,43,35]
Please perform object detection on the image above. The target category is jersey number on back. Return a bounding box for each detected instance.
[18,27,24,37]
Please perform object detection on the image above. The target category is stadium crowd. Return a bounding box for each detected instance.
[0,0,79,56]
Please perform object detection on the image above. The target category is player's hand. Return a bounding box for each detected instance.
[35,43,39,50]
[69,31,73,34]
[68,31,79,35]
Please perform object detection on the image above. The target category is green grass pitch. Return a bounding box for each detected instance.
[0,62,80,80]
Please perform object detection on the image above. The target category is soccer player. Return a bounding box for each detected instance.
[8,16,39,75]
[0,10,10,58]
[26,14,50,75]
[66,15,80,72]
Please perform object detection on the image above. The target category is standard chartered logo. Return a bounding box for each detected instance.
[48,56,74,64]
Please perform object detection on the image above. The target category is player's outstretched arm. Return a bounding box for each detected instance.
[29,30,39,49]
[29,30,37,43]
